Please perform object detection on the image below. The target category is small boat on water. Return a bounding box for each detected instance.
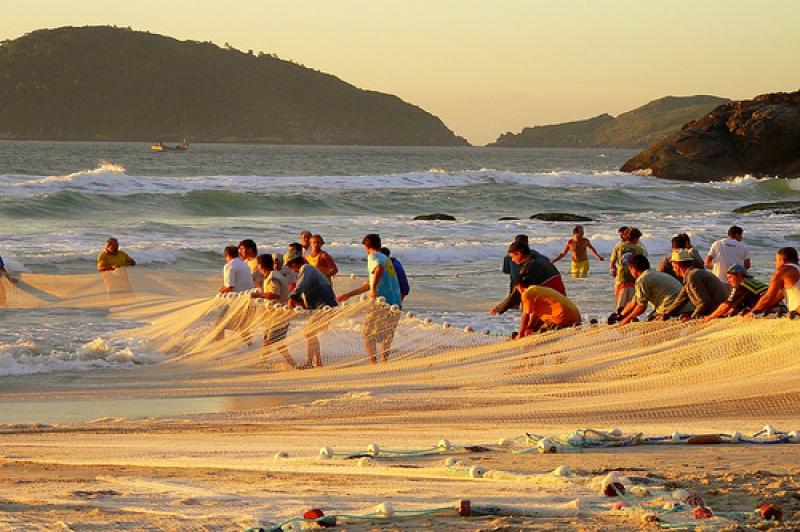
[151,139,189,152]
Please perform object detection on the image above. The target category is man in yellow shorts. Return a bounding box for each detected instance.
[514,277,581,338]
[551,225,604,278]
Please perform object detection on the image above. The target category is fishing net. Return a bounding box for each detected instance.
[2,269,799,427]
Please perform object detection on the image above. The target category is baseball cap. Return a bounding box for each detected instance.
[726,264,752,278]
[621,252,634,266]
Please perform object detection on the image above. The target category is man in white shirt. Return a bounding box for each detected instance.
[220,246,253,294]
[706,226,751,292]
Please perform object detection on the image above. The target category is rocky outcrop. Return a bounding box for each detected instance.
[530,213,593,222]
[621,91,800,181]
[733,201,800,214]
[413,213,456,221]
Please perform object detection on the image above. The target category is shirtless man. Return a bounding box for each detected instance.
[551,225,604,278]
[746,247,800,316]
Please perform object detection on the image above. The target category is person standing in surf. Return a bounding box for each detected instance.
[609,227,646,312]
[97,237,136,296]
[550,225,604,278]
[706,225,751,294]
[337,234,403,364]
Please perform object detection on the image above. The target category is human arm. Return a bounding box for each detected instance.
[518,311,532,339]
[744,259,751,270]
[336,281,370,303]
[661,285,691,319]
[490,289,521,315]
[122,251,136,267]
[619,303,646,325]
[550,242,570,264]
[587,241,604,261]
[609,246,619,276]
[320,252,338,278]
[748,268,787,314]
[702,301,734,322]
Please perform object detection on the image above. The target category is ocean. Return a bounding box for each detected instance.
[1,141,799,376]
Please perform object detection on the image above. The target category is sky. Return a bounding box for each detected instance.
[2,0,799,145]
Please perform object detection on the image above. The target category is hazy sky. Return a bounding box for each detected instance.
[2,0,799,144]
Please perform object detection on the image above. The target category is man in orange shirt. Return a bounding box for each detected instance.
[514,278,581,338]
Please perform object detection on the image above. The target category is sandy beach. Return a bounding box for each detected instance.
[2,272,799,530]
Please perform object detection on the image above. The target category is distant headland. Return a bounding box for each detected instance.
[487,95,729,149]
[0,26,468,146]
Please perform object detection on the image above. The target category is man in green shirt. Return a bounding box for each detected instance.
[618,254,693,325]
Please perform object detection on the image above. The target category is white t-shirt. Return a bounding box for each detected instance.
[223,257,254,292]
[263,270,289,303]
[707,238,750,283]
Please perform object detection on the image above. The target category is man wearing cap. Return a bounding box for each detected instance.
[662,249,727,320]
[490,240,564,315]
[702,265,769,321]
[285,250,337,368]
[618,254,691,325]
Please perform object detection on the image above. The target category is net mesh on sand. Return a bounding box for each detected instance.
[2,270,799,426]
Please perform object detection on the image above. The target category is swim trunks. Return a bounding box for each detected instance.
[571,260,590,278]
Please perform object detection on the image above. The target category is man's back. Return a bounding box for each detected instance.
[265,270,290,303]
[708,238,749,282]
[684,268,727,311]
[368,252,402,306]
[294,264,336,309]
[224,258,253,292]
[635,269,686,314]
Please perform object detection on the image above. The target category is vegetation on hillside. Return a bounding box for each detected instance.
[0,26,468,145]
[489,95,729,148]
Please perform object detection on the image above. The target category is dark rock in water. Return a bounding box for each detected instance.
[413,213,456,221]
[497,216,520,221]
[733,201,800,214]
[621,91,800,181]
[530,212,593,222]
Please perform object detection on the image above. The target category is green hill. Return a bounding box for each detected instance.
[488,95,729,148]
[0,26,468,146]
